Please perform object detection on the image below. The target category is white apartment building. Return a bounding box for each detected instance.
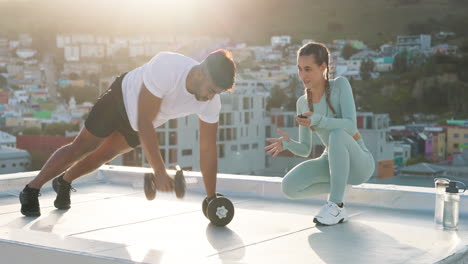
[396,34,431,52]
[64,46,80,62]
[271,36,291,47]
[138,81,270,175]
[0,131,16,148]
[0,146,31,174]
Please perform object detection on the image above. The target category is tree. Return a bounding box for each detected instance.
[341,44,359,60]
[17,127,41,135]
[43,122,79,136]
[360,59,375,80]
[393,51,408,74]
[0,75,7,89]
[266,85,287,110]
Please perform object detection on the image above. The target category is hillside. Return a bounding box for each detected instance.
[0,0,467,45]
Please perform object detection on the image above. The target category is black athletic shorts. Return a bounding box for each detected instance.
[84,73,140,148]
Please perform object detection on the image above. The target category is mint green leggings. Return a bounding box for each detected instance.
[282,129,375,203]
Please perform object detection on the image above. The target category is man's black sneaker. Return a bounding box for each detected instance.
[52,174,76,210]
[19,185,41,217]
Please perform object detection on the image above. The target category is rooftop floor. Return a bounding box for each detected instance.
[0,167,467,264]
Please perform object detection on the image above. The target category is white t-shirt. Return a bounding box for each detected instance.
[121,52,221,131]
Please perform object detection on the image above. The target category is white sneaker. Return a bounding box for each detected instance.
[313,201,349,226]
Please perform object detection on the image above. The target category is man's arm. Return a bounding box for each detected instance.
[138,84,173,191]
[199,119,218,198]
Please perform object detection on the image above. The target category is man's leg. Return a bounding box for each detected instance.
[20,127,105,216]
[66,131,133,182]
[28,127,105,189]
[53,131,133,209]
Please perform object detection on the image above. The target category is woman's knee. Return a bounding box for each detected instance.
[281,179,301,199]
[329,128,347,140]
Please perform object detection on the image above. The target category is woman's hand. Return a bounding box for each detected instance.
[296,112,313,127]
[265,129,290,157]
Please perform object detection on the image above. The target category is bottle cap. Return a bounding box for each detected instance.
[446,181,459,194]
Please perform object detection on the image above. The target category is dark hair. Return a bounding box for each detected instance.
[202,49,236,91]
[298,42,336,115]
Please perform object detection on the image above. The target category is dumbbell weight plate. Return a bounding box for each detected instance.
[207,197,234,227]
[144,173,156,200]
[202,193,224,218]
[174,170,186,199]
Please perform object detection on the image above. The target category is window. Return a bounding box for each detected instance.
[169,119,177,129]
[245,112,250,124]
[182,149,192,156]
[1,164,5,168]
[265,126,271,137]
[218,144,225,158]
[219,113,225,125]
[252,143,258,149]
[169,132,177,145]
[12,163,16,167]
[231,145,238,151]
[226,113,232,125]
[169,149,177,163]
[454,133,459,138]
[465,134,468,139]
[219,128,225,141]
[251,97,253,108]
[241,144,249,150]
[226,128,232,140]
[157,132,165,145]
[454,143,459,148]
[366,116,373,129]
[243,97,250,109]
[233,128,237,140]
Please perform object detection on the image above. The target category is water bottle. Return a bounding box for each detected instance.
[434,178,450,228]
[443,181,466,230]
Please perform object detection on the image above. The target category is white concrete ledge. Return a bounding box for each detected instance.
[1,165,467,214]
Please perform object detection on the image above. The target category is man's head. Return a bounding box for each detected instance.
[189,49,236,101]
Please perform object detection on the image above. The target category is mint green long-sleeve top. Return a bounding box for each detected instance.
[282,76,365,157]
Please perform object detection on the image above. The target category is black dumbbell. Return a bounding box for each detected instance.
[144,165,186,200]
[202,193,224,218]
[202,193,235,226]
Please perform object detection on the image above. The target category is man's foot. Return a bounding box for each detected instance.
[313,201,348,226]
[52,174,76,210]
[19,185,41,217]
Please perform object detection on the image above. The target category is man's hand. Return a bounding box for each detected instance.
[154,170,174,192]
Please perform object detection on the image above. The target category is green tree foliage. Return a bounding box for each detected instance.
[360,59,375,80]
[341,44,359,60]
[354,53,468,124]
[267,85,287,110]
[43,122,79,136]
[59,85,99,104]
[392,51,408,74]
[17,127,41,135]
[0,75,7,89]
